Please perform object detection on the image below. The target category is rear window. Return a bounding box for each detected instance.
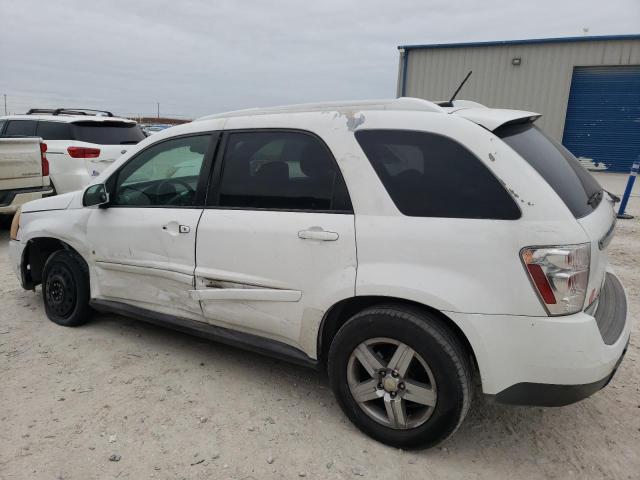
[70,121,145,145]
[4,120,37,136]
[36,121,71,140]
[355,129,520,219]
[496,123,602,218]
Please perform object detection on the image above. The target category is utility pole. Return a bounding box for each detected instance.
[157,102,160,120]
[3,94,6,116]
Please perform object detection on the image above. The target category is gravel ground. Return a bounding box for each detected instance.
[0,173,638,479]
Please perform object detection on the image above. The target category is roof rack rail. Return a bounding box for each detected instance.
[26,108,114,117]
[197,97,444,121]
[53,108,114,117]
[26,108,56,115]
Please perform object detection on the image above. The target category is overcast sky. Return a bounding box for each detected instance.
[1,0,638,119]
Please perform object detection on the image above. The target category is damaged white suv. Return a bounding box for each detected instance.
[9,98,630,448]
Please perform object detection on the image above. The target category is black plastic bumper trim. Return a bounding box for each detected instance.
[491,336,629,407]
[594,273,627,345]
[0,185,54,207]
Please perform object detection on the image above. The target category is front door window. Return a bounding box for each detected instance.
[114,135,210,207]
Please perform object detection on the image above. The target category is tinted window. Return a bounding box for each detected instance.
[0,120,6,134]
[4,120,37,136]
[496,123,602,218]
[36,121,72,140]
[71,121,145,145]
[355,130,520,219]
[216,131,351,211]
[113,135,210,207]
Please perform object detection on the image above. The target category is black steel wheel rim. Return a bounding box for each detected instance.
[45,263,77,318]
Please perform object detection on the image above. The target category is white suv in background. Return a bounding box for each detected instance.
[0,109,146,194]
[8,98,630,448]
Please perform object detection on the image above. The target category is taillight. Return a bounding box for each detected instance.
[40,142,49,177]
[67,146,101,158]
[521,244,590,315]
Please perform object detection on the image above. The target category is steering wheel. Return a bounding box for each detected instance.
[117,185,152,205]
[154,178,195,205]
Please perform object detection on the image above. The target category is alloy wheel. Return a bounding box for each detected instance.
[347,337,437,430]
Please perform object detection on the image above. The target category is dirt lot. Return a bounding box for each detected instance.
[0,173,638,480]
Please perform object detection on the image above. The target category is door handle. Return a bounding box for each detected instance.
[161,223,190,235]
[298,227,339,241]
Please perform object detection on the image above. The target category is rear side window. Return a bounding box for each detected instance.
[355,129,520,219]
[215,131,351,212]
[496,123,602,218]
[70,121,145,145]
[4,120,37,136]
[0,120,6,134]
[36,121,71,140]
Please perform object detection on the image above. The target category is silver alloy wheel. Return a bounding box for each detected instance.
[347,337,437,430]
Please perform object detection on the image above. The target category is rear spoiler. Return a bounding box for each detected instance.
[451,107,541,131]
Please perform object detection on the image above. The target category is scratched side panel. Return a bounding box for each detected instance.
[195,209,356,352]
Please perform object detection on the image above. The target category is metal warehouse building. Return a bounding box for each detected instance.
[396,35,640,172]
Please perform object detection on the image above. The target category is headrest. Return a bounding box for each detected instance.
[299,142,333,179]
[256,161,289,181]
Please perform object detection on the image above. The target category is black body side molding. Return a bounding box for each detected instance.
[90,299,319,369]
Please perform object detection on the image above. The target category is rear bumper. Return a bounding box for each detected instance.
[0,186,55,214]
[447,270,630,404]
[592,273,627,345]
[492,336,629,406]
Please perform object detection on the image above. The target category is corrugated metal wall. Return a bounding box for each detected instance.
[398,39,640,141]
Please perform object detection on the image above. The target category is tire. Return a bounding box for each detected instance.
[42,250,91,327]
[0,214,12,229]
[328,305,473,449]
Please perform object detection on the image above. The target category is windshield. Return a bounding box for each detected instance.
[71,121,146,145]
[496,123,602,218]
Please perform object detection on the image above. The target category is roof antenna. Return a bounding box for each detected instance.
[442,70,472,107]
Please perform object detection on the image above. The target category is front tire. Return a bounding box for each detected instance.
[328,305,473,449]
[42,250,91,327]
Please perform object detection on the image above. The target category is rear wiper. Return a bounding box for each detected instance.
[119,140,139,145]
[604,190,620,203]
[587,190,603,207]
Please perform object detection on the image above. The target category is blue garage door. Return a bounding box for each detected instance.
[562,65,640,173]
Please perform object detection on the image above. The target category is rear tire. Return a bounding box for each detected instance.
[42,250,91,327]
[328,305,472,449]
[0,214,12,229]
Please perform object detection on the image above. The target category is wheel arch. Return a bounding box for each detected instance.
[22,236,88,289]
[317,296,478,375]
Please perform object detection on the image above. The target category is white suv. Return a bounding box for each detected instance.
[0,109,146,194]
[8,98,629,448]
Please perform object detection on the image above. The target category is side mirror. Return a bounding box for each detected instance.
[83,183,110,207]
